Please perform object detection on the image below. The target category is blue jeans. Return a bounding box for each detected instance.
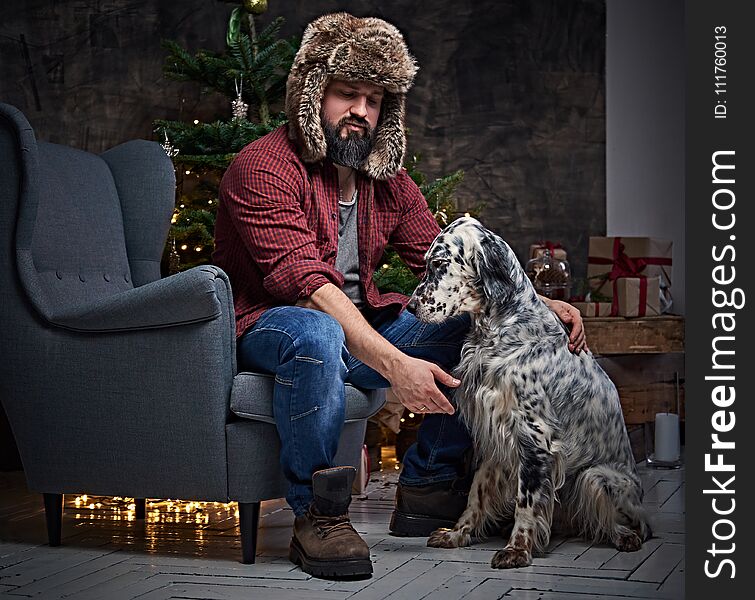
[237,306,473,515]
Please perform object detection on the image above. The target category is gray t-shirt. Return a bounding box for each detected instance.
[335,190,364,308]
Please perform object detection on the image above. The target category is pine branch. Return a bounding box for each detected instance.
[421,169,464,207]
[155,115,285,156]
[161,14,296,114]
[373,252,420,296]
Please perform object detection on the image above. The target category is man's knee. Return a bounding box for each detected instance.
[291,308,345,361]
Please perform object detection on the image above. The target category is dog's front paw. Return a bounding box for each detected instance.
[427,527,470,548]
[491,546,532,569]
[614,531,643,552]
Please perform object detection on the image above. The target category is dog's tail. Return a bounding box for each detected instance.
[562,463,651,547]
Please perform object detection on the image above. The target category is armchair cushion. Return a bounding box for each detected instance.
[231,372,385,424]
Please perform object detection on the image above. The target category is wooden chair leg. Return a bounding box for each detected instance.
[43,493,63,546]
[134,498,146,519]
[238,502,261,564]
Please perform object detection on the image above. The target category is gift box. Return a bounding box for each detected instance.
[570,301,613,317]
[615,276,661,317]
[587,236,673,311]
[529,241,567,261]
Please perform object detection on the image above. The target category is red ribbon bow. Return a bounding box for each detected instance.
[607,239,647,317]
[588,237,671,317]
[535,240,563,256]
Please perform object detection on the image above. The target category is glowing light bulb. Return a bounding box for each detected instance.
[400,418,405,423]
[464,212,471,217]
[408,412,415,418]
[195,246,202,252]
[180,244,188,250]
[193,119,200,125]
[185,170,191,175]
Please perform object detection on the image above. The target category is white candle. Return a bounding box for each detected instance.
[654,412,680,462]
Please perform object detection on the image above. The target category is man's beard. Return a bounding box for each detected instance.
[322,116,375,169]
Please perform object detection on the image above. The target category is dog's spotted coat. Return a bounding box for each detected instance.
[411,217,651,569]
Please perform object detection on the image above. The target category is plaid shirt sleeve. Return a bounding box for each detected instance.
[388,170,442,276]
[221,149,344,303]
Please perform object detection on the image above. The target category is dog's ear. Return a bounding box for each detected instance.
[475,238,514,303]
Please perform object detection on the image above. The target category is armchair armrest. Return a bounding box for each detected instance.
[48,265,231,332]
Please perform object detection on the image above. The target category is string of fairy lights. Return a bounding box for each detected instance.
[71,494,238,524]
[67,444,402,530]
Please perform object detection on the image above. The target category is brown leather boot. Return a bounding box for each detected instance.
[288,466,372,578]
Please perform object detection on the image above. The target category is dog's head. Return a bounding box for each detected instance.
[410,217,528,322]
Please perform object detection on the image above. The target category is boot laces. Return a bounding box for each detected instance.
[311,512,354,537]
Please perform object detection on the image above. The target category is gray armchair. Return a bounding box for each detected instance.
[0,103,385,563]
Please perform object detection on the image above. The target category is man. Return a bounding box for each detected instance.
[213,13,586,579]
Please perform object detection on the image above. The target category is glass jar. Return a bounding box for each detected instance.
[525,249,572,300]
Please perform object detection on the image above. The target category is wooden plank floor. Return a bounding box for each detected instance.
[0,449,684,599]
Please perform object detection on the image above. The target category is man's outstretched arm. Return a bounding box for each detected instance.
[297,283,459,415]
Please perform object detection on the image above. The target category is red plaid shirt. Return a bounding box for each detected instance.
[213,125,441,338]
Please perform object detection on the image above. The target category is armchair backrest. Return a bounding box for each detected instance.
[30,142,133,309]
[0,102,176,327]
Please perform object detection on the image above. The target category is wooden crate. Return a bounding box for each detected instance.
[583,315,684,356]
[596,353,685,429]
[617,381,685,425]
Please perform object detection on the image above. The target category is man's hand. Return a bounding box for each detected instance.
[297,284,460,413]
[386,355,459,415]
[541,297,588,354]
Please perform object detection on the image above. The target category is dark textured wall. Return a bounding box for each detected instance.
[0,0,230,149]
[0,0,605,277]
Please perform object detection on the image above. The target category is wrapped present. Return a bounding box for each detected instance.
[615,276,661,317]
[571,301,612,317]
[529,240,567,261]
[587,236,673,312]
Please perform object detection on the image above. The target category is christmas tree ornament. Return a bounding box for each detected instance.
[161,131,179,158]
[243,0,268,15]
[226,7,242,45]
[231,77,248,120]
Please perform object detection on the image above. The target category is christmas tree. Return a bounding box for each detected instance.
[155,1,471,285]
[156,0,296,271]
[373,153,466,295]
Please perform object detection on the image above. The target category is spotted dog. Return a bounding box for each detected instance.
[411,217,650,569]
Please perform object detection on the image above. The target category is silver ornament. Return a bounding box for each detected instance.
[161,131,179,158]
[232,77,248,120]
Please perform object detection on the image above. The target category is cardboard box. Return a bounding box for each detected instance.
[615,276,661,317]
[587,237,672,301]
[529,242,567,262]
[571,301,612,317]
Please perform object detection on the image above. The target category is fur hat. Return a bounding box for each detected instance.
[285,13,418,180]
